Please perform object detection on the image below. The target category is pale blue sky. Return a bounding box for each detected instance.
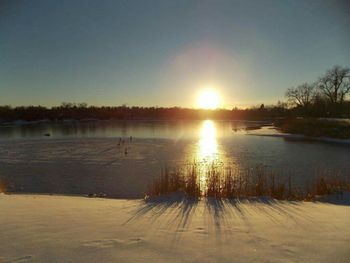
[1,0,349,108]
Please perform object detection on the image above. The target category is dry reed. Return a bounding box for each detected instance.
[147,162,350,201]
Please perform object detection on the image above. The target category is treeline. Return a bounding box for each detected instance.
[0,103,289,122]
[0,65,349,123]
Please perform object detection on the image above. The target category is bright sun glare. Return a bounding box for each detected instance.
[197,89,221,109]
[198,120,218,162]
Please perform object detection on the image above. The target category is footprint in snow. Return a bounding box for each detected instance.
[11,255,33,263]
[82,238,143,248]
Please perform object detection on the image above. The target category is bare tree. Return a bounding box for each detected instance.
[317,65,350,105]
[78,102,88,108]
[285,83,315,107]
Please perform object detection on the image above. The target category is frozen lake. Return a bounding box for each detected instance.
[0,120,349,198]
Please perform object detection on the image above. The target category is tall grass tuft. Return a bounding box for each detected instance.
[147,162,350,201]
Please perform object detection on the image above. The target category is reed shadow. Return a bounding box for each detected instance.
[125,194,320,234]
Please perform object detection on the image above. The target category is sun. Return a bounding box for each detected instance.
[197,89,221,109]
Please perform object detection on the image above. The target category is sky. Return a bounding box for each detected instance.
[1,0,349,108]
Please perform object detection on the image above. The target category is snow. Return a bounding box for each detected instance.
[1,193,350,262]
[247,128,350,145]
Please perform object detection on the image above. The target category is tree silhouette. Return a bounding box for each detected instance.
[285,83,315,108]
[318,65,350,105]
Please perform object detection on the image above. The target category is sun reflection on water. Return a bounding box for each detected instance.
[198,120,218,163]
[196,120,221,190]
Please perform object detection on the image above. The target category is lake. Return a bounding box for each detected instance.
[0,120,349,198]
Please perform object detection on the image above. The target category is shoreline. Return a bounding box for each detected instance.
[0,118,273,127]
[2,190,350,206]
[247,132,350,145]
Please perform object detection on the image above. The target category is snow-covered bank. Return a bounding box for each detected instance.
[247,131,350,145]
[1,194,350,262]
